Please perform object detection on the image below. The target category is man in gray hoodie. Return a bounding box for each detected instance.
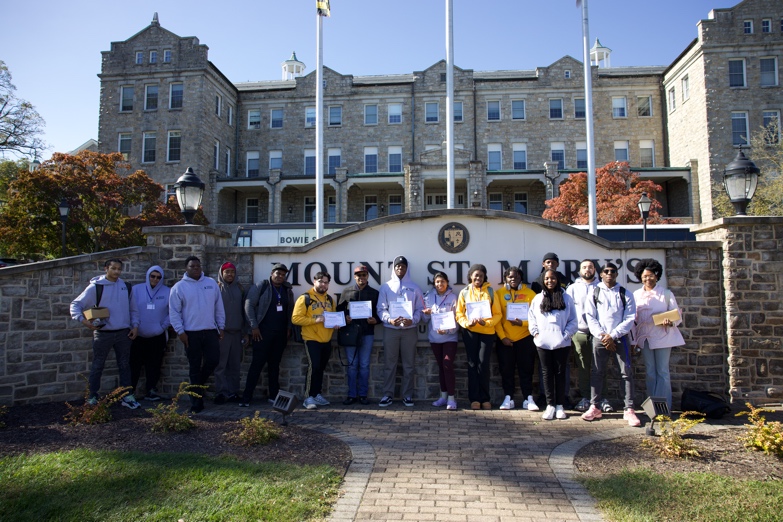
[214,262,249,404]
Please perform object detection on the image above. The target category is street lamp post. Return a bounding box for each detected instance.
[58,198,70,257]
[637,192,652,242]
[173,167,205,224]
[723,148,760,216]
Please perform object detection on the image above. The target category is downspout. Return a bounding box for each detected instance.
[472,80,477,161]
[411,79,416,162]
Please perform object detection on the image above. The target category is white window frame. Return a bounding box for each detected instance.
[564,70,571,79]
[120,86,134,112]
[364,195,378,220]
[550,142,565,170]
[304,149,316,176]
[388,146,403,173]
[549,98,563,119]
[729,59,747,88]
[612,96,627,118]
[305,106,315,127]
[304,196,316,223]
[135,51,143,65]
[144,84,158,111]
[118,133,131,161]
[326,196,337,223]
[614,140,629,162]
[169,83,183,109]
[166,131,181,162]
[270,108,283,129]
[513,193,528,214]
[388,194,403,215]
[364,147,378,173]
[682,76,690,101]
[246,151,260,177]
[574,98,585,119]
[731,111,749,146]
[744,20,753,34]
[637,95,652,117]
[269,150,282,171]
[142,132,156,163]
[328,105,342,126]
[388,103,402,124]
[763,110,780,144]
[364,104,378,125]
[328,148,341,175]
[487,100,500,121]
[425,101,439,123]
[227,105,233,126]
[762,19,771,33]
[213,140,220,170]
[511,100,526,120]
[454,101,463,123]
[487,143,502,171]
[248,110,261,129]
[245,198,259,223]
[149,50,157,64]
[760,57,778,87]
[639,140,655,168]
[668,88,676,112]
[224,147,231,176]
[215,94,222,117]
[576,141,587,169]
[163,50,172,63]
[488,192,503,211]
[512,143,527,170]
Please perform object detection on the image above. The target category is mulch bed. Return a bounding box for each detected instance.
[0,402,352,474]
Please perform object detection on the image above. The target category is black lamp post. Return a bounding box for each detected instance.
[58,198,70,257]
[637,192,652,242]
[723,148,760,216]
[173,167,205,224]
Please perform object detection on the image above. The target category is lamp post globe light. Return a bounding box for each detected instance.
[723,148,760,216]
[173,167,205,224]
[637,192,652,242]
[58,198,70,258]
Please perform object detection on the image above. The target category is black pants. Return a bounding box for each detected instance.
[305,340,332,398]
[496,335,536,399]
[463,329,494,403]
[130,333,166,394]
[242,328,288,402]
[185,329,221,404]
[537,347,570,407]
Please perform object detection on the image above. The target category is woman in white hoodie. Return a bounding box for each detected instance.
[528,270,578,420]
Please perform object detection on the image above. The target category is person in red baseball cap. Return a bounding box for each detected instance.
[214,262,249,404]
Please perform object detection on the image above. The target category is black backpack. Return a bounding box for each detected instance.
[94,281,132,306]
[291,293,334,343]
[681,388,731,419]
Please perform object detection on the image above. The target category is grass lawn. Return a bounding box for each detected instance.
[1,449,342,522]
[580,468,783,522]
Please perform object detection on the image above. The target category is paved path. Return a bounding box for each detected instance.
[202,401,644,522]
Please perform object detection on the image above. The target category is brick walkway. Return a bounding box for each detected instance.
[201,402,643,522]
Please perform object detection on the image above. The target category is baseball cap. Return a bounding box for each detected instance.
[542,252,559,262]
[393,256,408,267]
[271,263,289,273]
[354,265,369,274]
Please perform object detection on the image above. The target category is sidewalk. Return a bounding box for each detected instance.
[201,401,642,522]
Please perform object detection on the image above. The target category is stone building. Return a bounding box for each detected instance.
[97,0,781,230]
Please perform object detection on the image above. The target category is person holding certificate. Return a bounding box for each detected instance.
[377,256,424,408]
[630,258,683,412]
[336,265,380,406]
[528,270,578,421]
[456,264,502,410]
[292,272,340,410]
[421,272,459,410]
[494,266,538,411]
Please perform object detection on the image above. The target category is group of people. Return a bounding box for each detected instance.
[70,253,684,423]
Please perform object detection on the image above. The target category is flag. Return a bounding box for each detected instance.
[317,0,330,17]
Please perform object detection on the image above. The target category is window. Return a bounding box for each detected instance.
[167,131,181,162]
[388,194,402,215]
[304,197,316,223]
[744,20,753,34]
[365,104,378,125]
[513,193,528,214]
[682,76,690,101]
[364,196,378,220]
[328,148,341,175]
[247,151,260,177]
[762,19,771,33]
[763,110,780,144]
[142,132,156,163]
[248,110,261,129]
[639,140,655,168]
[305,106,315,127]
[120,86,133,111]
[118,134,131,161]
[269,150,282,171]
[489,193,503,211]
[454,101,463,122]
[165,184,177,203]
[550,142,565,170]
[144,85,158,110]
[512,143,527,170]
[564,70,571,79]
[549,99,563,119]
[227,106,233,126]
[668,88,676,112]
[760,57,778,86]
[169,83,183,109]
[512,100,526,120]
[440,73,447,82]
[637,96,652,117]
[149,51,157,64]
[731,111,749,146]
[270,108,283,128]
[388,103,402,124]
[163,50,171,63]
[327,196,336,223]
[328,106,342,126]
[614,141,629,162]
[246,199,259,223]
[487,144,502,171]
[574,98,585,119]
[135,52,143,65]
[224,147,231,175]
[487,100,500,121]
[304,149,315,176]
[576,141,587,169]
[612,97,627,118]
[215,95,222,116]
[364,147,378,173]
[425,102,439,123]
[729,59,746,87]
[213,140,219,170]
[388,146,402,173]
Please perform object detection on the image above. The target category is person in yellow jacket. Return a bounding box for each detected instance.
[494,266,539,411]
[456,264,502,410]
[292,272,339,410]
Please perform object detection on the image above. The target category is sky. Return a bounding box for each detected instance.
[1,0,741,160]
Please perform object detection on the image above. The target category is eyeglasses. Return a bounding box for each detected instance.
[316,279,330,285]
[602,270,617,274]
[149,274,162,280]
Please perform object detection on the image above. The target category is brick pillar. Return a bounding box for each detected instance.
[142,225,232,278]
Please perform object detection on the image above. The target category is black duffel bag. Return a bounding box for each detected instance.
[681,388,731,419]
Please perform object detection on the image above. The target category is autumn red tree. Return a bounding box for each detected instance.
[0,151,200,260]
[542,162,677,225]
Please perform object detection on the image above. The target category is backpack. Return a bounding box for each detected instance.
[681,388,731,419]
[94,281,132,306]
[459,285,494,304]
[291,293,334,343]
[593,285,626,310]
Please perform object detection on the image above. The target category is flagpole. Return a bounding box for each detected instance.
[315,8,324,238]
[580,0,598,235]
[445,0,455,209]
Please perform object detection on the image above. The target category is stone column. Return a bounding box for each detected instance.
[405,163,422,212]
[143,225,232,277]
[335,167,348,222]
[268,169,282,224]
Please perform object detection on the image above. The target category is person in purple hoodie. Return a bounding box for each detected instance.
[169,256,226,413]
[129,265,170,402]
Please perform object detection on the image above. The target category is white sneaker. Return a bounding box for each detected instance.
[499,395,515,410]
[121,394,141,410]
[542,405,556,420]
[313,394,330,406]
[523,395,539,411]
[555,405,567,419]
[303,397,317,410]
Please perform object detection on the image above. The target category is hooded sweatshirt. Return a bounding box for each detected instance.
[70,275,131,331]
[421,285,458,343]
[528,290,578,350]
[169,271,226,334]
[218,269,247,333]
[130,265,171,338]
[377,261,424,329]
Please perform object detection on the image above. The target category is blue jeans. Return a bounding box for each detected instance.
[345,334,374,398]
[642,341,672,411]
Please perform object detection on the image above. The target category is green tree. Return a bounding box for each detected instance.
[0,151,197,260]
[0,61,45,158]
[0,158,28,205]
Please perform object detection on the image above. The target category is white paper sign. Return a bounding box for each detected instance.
[466,300,492,321]
[506,303,529,321]
[348,301,372,319]
[389,301,413,320]
[323,311,346,328]
[432,311,456,331]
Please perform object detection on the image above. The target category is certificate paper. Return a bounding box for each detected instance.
[323,311,346,328]
[432,311,456,331]
[506,303,529,321]
[466,300,492,321]
[389,301,413,319]
[348,301,372,319]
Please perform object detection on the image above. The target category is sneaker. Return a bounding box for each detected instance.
[343,397,357,406]
[403,397,414,407]
[542,405,556,420]
[313,394,330,406]
[555,405,567,420]
[121,395,141,410]
[523,396,540,411]
[600,398,614,413]
[378,396,393,407]
[499,396,515,410]
[303,397,317,410]
[86,396,98,406]
[623,408,642,427]
[359,396,370,405]
[581,404,603,421]
[574,397,590,412]
[432,397,448,407]
[446,399,457,410]
[238,402,250,408]
[144,390,162,401]
[214,394,227,405]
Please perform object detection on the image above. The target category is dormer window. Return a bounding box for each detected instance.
[564,70,571,79]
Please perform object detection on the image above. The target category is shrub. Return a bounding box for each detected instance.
[736,402,783,458]
[64,385,129,426]
[641,411,705,459]
[148,382,205,433]
[226,411,282,446]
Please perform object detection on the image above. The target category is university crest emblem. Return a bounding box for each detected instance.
[438,222,469,253]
